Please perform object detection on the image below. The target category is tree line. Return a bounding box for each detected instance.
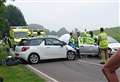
[0,0,26,38]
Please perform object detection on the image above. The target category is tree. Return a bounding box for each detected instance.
[57,27,69,36]
[0,0,9,32]
[48,30,58,35]
[0,0,6,6]
[0,0,15,33]
[5,5,27,26]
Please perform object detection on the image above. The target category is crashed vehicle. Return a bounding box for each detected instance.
[59,34,120,56]
[15,36,76,64]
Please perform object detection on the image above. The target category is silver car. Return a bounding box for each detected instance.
[79,44,99,56]
[79,36,120,56]
[59,34,120,56]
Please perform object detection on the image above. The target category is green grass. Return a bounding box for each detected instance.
[0,45,45,82]
[93,26,120,42]
[0,45,8,60]
[0,65,45,82]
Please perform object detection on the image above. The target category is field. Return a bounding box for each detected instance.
[93,26,120,42]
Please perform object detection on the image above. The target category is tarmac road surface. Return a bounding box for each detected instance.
[31,58,110,82]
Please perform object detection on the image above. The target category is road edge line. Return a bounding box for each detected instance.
[26,65,59,82]
[77,59,102,66]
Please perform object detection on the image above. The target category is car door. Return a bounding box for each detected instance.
[79,44,98,56]
[44,38,66,59]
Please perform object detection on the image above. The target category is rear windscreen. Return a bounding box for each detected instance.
[18,39,30,46]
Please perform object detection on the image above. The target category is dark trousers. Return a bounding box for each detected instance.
[76,48,80,59]
[0,77,3,82]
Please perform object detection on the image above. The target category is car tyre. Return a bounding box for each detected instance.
[67,51,76,60]
[28,53,40,64]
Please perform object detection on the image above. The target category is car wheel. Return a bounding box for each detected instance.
[67,51,76,60]
[28,53,40,64]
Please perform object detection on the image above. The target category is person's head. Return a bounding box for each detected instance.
[100,27,104,32]
[69,32,73,36]
[89,31,93,37]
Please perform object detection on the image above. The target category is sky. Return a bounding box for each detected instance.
[6,0,119,32]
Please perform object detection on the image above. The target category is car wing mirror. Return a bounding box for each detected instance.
[62,41,67,45]
[60,43,66,47]
[60,44,64,47]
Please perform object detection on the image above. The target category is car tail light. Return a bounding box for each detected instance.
[21,47,29,52]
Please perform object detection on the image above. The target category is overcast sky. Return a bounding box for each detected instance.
[6,0,119,32]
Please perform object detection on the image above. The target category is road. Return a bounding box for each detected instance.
[10,48,120,82]
[31,57,118,82]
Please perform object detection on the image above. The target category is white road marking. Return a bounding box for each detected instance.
[77,59,102,66]
[27,65,59,82]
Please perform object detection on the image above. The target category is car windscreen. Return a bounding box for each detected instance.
[14,32,28,38]
[18,38,43,46]
[108,37,118,43]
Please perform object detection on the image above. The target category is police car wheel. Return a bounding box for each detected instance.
[28,53,40,64]
[67,51,76,60]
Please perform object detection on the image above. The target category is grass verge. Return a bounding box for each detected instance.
[0,45,45,82]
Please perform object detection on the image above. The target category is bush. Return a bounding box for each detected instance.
[0,45,9,60]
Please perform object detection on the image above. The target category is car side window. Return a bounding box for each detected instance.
[30,38,43,46]
[45,38,62,46]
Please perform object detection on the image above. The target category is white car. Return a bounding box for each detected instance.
[15,36,76,64]
[108,36,120,55]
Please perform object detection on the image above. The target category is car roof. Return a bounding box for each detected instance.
[108,36,118,43]
[43,35,59,39]
[26,35,59,40]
